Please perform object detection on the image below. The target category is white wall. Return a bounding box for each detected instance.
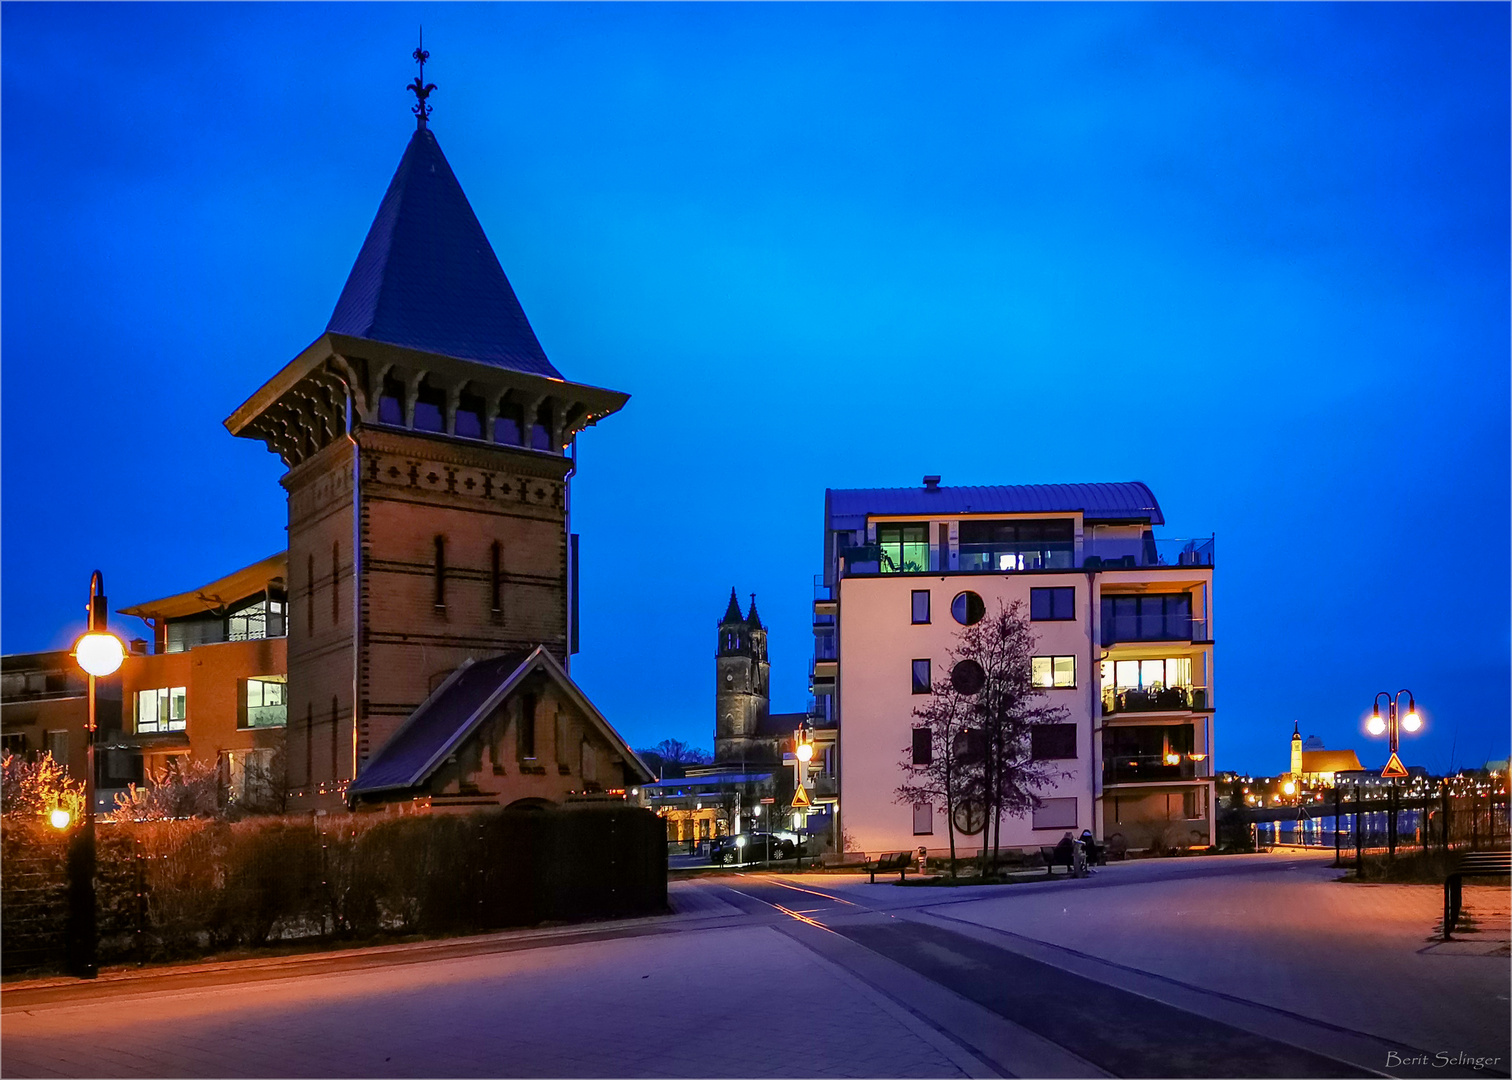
[837,572,1096,855]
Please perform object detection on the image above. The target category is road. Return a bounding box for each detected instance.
[3,851,1506,1079]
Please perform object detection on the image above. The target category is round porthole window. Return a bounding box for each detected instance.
[950,659,986,696]
[951,591,985,626]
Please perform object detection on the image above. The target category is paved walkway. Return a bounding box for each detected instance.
[3,851,1506,1079]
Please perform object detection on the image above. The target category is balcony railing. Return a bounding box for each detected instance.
[835,536,1214,578]
[1102,615,1210,647]
[244,705,287,729]
[1102,686,1210,716]
[1103,754,1204,784]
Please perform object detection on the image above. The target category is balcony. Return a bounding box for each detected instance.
[835,535,1214,579]
[244,704,287,729]
[1101,608,1210,647]
[1102,686,1210,716]
[1103,754,1205,785]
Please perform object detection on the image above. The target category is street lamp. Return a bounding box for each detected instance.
[1369,689,1419,860]
[67,570,125,980]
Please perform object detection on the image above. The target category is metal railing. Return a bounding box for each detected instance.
[1102,615,1210,646]
[1102,686,1210,715]
[835,535,1215,578]
[1103,755,1204,784]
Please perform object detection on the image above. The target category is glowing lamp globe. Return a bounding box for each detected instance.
[1164,752,1181,766]
[1282,781,1296,796]
[796,743,813,763]
[1366,714,1387,736]
[49,808,72,830]
[74,632,125,678]
[1402,711,1422,733]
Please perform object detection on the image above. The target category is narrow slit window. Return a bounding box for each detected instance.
[490,541,503,614]
[434,536,446,609]
[331,542,340,626]
[306,554,315,635]
[330,696,339,780]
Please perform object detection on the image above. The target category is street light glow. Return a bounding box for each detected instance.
[74,631,125,677]
[796,743,813,762]
[1366,714,1387,736]
[49,808,72,830]
[1402,711,1421,733]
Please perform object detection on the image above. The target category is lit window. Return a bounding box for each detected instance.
[878,525,929,574]
[136,687,187,733]
[1031,656,1076,688]
[244,677,287,728]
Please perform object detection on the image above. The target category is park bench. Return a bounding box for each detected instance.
[1443,850,1512,940]
[1040,845,1076,875]
[864,851,915,883]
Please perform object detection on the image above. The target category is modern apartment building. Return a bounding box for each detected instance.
[1,554,287,811]
[812,478,1215,854]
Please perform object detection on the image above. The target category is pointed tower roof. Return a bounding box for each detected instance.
[326,126,561,378]
[721,588,744,625]
[745,594,763,630]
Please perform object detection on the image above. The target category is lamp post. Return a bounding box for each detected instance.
[794,723,813,870]
[1368,690,1420,860]
[68,570,126,979]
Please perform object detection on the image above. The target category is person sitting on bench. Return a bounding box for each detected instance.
[1079,829,1103,865]
[1053,832,1075,867]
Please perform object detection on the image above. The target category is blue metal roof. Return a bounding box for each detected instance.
[825,481,1164,531]
[326,127,560,378]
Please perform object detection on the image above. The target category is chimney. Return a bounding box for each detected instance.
[922,475,941,492]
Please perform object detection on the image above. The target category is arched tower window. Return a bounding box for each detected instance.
[433,536,446,610]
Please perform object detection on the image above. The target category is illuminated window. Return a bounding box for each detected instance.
[136,687,187,733]
[1100,657,1191,690]
[878,524,928,574]
[911,659,931,695]
[244,677,287,728]
[1031,655,1076,688]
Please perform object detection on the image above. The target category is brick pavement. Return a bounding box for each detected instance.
[1,924,972,1079]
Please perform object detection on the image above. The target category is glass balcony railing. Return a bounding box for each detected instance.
[244,705,287,728]
[1102,615,1211,646]
[1103,755,1201,784]
[835,536,1214,578]
[1102,686,1210,716]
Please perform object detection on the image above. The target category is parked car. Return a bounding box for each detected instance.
[710,831,796,865]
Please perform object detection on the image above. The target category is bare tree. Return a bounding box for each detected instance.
[961,600,1071,868]
[894,670,975,877]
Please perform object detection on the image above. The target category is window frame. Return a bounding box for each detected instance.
[911,659,932,695]
[912,801,934,835]
[1030,723,1078,761]
[1031,655,1077,689]
[910,589,931,625]
[1031,796,1078,830]
[1030,586,1076,621]
[911,727,933,766]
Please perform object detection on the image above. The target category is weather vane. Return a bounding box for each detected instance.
[408,27,436,128]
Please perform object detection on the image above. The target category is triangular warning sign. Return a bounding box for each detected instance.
[790,785,811,809]
[1381,752,1409,779]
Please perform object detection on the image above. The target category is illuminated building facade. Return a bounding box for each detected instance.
[816,478,1217,854]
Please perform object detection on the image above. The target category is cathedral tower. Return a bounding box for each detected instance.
[1290,721,1303,779]
[226,68,628,810]
[714,590,770,763]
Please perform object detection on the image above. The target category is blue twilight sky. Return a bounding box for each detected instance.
[2,3,1507,775]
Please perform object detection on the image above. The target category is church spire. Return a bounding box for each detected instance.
[721,588,743,626]
[408,29,436,129]
[745,593,763,630]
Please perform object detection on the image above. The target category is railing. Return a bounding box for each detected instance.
[244,705,287,729]
[1102,686,1210,715]
[1103,755,1202,784]
[835,536,1215,578]
[1083,535,1215,570]
[813,631,837,661]
[1102,615,1210,646]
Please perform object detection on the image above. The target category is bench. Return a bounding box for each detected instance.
[1443,850,1512,940]
[864,851,915,884]
[1040,845,1077,875]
